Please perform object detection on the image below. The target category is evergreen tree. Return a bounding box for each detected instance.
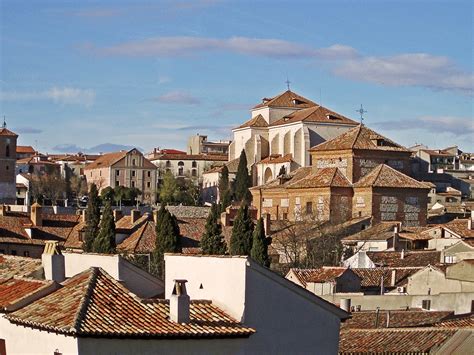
[92,201,116,254]
[201,204,227,255]
[251,218,270,267]
[83,184,100,252]
[234,150,251,204]
[159,171,177,205]
[229,204,254,255]
[219,165,232,212]
[153,208,181,277]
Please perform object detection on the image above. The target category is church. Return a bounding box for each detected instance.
[228,89,359,185]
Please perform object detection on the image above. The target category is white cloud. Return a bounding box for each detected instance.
[334,54,473,93]
[373,116,474,136]
[0,87,95,106]
[151,90,200,105]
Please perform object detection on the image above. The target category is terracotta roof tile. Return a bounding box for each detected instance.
[257,154,293,165]
[343,222,400,242]
[289,267,348,287]
[354,164,431,189]
[237,114,268,129]
[434,313,474,328]
[252,90,316,109]
[0,127,18,137]
[352,267,419,288]
[0,255,43,279]
[84,151,128,170]
[270,105,358,127]
[288,167,351,189]
[149,153,228,162]
[16,145,35,154]
[0,278,54,311]
[443,219,474,238]
[309,125,410,153]
[366,250,441,268]
[6,267,255,338]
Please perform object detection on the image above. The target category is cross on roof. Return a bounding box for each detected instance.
[285,78,291,91]
[356,104,367,124]
[2,116,6,129]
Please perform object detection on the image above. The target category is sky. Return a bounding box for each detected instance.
[0,0,473,154]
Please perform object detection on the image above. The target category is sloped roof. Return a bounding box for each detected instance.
[434,313,474,328]
[287,167,351,189]
[6,267,255,338]
[237,114,268,129]
[16,145,35,154]
[443,219,474,239]
[0,127,18,137]
[352,267,420,288]
[0,255,43,279]
[250,166,313,190]
[0,278,54,311]
[354,164,431,189]
[289,267,349,287]
[252,90,317,109]
[343,222,400,242]
[270,105,358,127]
[366,250,441,268]
[309,125,410,153]
[84,151,127,170]
[257,154,294,165]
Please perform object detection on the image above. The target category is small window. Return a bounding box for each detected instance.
[23,251,30,257]
[306,201,313,214]
[5,144,10,157]
[282,213,288,220]
[132,170,136,177]
[192,161,197,168]
[444,255,455,264]
[5,165,8,171]
[422,300,431,310]
[132,159,136,166]
[131,181,135,188]
[147,171,151,177]
[116,170,120,176]
[147,182,151,188]
[192,169,197,177]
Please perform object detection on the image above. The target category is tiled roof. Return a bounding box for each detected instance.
[0,127,18,136]
[421,149,454,157]
[353,164,431,189]
[443,219,474,238]
[257,154,293,165]
[366,250,441,268]
[352,267,420,288]
[287,167,351,189]
[16,145,35,154]
[251,166,313,190]
[6,267,255,338]
[252,90,316,109]
[341,310,454,329]
[0,278,54,311]
[270,105,358,127]
[289,267,348,287]
[434,313,474,328]
[343,222,400,242]
[339,328,458,354]
[237,114,268,129]
[166,206,211,219]
[149,153,228,162]
[0,255,43,279]
[309,125,410,153]
[83,151,128,170]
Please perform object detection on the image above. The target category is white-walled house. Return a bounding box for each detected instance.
[164,254,349,354]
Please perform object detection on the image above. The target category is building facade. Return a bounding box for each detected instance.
[0,124,18,204]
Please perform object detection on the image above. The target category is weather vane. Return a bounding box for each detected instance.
[285,77,291,91]
[356,104,367,124]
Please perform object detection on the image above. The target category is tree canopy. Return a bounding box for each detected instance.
[92,200,116,254]
[229,204,254,255]
[234,150,251,204]
[200,204,227,255]
[83,184,101,252]
[251,217,271,267]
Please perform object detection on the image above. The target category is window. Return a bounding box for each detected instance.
[192,161,197,168]
[444,255,456,264]
[147,182,151,188]
[5,144,10,157]
[306,201,313,214]
[132,158,136,166]
[132,170,136,177]
[178,161,184,176]
[131,181,135,188]
[421,300,431,310]
[282,212,288,220]
[166,160,171,167]
[192,169,197,177]
[0,339,6,355]
[5,164,8,171]
[23,251,30,257]
[116,170,120,176]
[115,181,119,187]
[147,171,151,177]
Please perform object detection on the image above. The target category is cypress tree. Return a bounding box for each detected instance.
[234,150,252,204]
[218,165,232,211]
[251,217,270,267]
[229,204,254,255]
[153,209,181,278]
[83,183,100,252]
[201,204,227,255]
[92,200,116,254]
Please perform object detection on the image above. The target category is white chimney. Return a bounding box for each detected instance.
[169,280,190,323]
[400,249,405,260]
[468,211,474,230]
[390,269,397,287]
[41,241,65,283]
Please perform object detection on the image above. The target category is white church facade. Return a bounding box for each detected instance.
[229,89,359,185]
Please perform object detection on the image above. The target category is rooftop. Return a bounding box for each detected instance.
[0,278,54,312]
[354,164,431,189]
[237,114,268,129]
[270,104,358,127]
[0,255,43,279]
[366,250,441,268]
[252,89,316,109]
[288,267,349,287]
[287,167,351,189]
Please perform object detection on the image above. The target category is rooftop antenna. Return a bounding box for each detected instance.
[2,116,6,129]
[356,104,367,124]
[285,77,291,91]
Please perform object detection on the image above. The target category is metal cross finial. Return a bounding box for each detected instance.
[2,116,6,129]
[356,104,367,124]
[285,78,291,91]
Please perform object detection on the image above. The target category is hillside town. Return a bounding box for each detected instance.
[0,88,473,354]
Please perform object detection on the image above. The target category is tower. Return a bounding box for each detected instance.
[0,120,18,204]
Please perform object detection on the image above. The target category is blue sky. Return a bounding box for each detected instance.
[1,0,473,153]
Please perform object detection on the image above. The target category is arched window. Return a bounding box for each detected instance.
[5,144,10,157]
[192,160,197,168]
[165,160,171,168]
[178,161,184,176]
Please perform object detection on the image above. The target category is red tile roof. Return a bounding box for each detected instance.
[287,167,351,189]
[251,166,313,190]
[150,153,228,162]
[289,267,348,287]
[0,127,18,137]
[6,267,255,338]
[354,164,431,189]
[309,125,410,153]
[16,145,35,154]
[257,154,293,165]
[252,90,316,109]
[434,313,474,328]
[366,250,441,268]
[0,278,54,311]
[339,328,458,354]
[343,222,400,242]
[352,267,419,288]
[0,255,43,279]
[443,219,474,238]
[237,114,268,129]
[270,105,358,127]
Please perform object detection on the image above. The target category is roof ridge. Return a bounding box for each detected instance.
[72,267,100,334]
[351,125,363,148]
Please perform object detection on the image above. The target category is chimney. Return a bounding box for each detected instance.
[400,249,405,260]
[390,269,397,287]
[169,280,190,324]
[41,241,65,283]
[81,209,86,223]
[468,211,474,230]
[386,310,391,328]
[340,298,351,312]
[393,224,399,250]
[31,202,43,227]
[263,213,271,236]
[375,307,380,328]
[130,209,140,224]
[113,209,123,222]
[380,275,385,295]
[0,204,7,216]
[153,210,158,224]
